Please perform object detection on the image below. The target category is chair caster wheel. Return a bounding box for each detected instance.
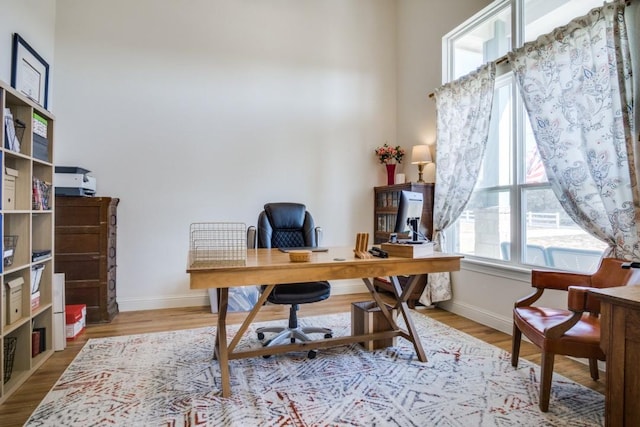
[263,354,271,359]
[308,350,317,359]
[324,333,332,339]
[257,332,265,340]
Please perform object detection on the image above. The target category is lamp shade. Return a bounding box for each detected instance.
[411,145,432,164]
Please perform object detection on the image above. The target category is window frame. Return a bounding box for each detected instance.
[442,0,607,270]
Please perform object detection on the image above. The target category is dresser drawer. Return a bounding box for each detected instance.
[56,232,101,254]
[65,280,102,308]
[55,257,102,281]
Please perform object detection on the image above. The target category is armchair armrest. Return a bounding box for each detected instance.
[315,226,323,246]
[568,285,602,314]
[531,269,592,291]
[515,269,593,308]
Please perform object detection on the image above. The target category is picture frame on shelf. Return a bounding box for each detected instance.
[10,33,49,109]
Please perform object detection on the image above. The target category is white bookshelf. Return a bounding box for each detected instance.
[0,80,54,404]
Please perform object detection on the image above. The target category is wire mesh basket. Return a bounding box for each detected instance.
[3,235,18,267]
[4,336,17,383]
[189,222,247,267]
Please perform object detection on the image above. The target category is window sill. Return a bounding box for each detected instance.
[459,257,533,283]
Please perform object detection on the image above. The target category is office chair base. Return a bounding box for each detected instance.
[258,326,333,348]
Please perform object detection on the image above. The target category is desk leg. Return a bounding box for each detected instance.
[363,275,427,363]
[362,277,399,328]
[216,288,232,398]
[390,275,427,362]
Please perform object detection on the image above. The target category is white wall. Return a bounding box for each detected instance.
[2,0,552,330]
[395,0,491,182]
[0,0,56,90]
[53,0,398,309]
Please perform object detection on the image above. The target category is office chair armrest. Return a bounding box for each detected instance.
[531,269,591,291]
[315,226,323,246]
[247,226,257,249]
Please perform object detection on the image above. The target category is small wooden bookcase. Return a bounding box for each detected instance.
[373,183,434,307]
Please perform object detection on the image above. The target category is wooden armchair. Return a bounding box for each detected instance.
[511,257,640,412]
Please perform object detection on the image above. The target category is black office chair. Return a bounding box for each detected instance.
[248,202,332,358]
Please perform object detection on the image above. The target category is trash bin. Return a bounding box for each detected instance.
[209,286,260,313]
[351,301,397,350]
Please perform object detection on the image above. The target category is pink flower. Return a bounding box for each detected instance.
[375,143,405,164]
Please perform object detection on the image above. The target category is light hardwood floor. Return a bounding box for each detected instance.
[0,293,605,426]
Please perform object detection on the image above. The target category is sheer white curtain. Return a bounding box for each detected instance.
[509,0,639,260]
[421,63,496,306]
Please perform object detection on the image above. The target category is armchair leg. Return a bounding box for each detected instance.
[588,358,599,381]
[511,324,522,367]
[539,352,555,412]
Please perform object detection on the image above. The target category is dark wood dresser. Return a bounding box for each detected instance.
[55,196,119,323]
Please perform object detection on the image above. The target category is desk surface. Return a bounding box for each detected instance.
[590,285,640,309]
[188,247,462,289]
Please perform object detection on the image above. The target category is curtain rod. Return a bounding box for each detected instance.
[429,0,635,99]
[428,55,509,99]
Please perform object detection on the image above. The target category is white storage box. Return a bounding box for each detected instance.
[4,167,18,210]
[6,277,24,324]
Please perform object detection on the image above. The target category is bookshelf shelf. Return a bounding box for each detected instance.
[0,80,54,404]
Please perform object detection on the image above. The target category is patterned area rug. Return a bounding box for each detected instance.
[25,311,604,426]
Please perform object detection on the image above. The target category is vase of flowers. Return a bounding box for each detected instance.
[375,143,405,185]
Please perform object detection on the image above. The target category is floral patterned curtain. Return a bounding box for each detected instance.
[421,63,496,306]
[508,0,638,261]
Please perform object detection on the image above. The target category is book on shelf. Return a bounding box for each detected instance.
[31,263,45,294]
[32,249,52,262]
[32,112,48,138]
[32,176,52,210]
[4,108,23,152]
[31,330,41,357]
[31,327,46,357]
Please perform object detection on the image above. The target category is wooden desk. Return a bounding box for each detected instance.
[188,247,462,397]
[590,286,640,426]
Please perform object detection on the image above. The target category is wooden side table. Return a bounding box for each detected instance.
[590,286,640,426]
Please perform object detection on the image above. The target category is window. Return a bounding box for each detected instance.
[444,0,607,272]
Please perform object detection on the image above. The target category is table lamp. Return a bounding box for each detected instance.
[411,145,432,183]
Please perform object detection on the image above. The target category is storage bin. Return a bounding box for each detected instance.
[3,336,17,383]
[3,235,18,267]
[351,301,397,350]
[65,304,86,340]
[33,134,49,162]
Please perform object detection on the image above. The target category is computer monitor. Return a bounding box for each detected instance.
[394,190,424,242]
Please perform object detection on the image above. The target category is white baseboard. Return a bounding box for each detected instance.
[118,294,212,312]
[438,299,513,335]
[118,280,368,312]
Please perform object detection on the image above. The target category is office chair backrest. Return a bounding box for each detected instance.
[258,203,316,249]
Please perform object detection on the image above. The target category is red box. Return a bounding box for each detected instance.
[65,304,86,340]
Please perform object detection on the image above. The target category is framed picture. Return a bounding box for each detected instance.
[11,33,49,109]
